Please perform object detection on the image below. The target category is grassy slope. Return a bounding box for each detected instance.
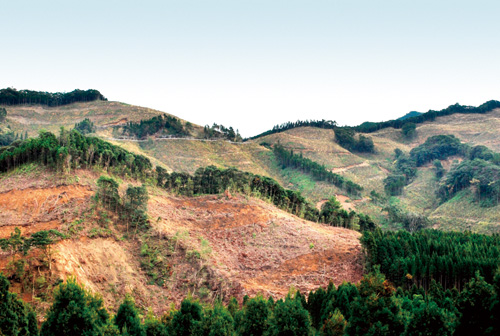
[254,109,500,232]
[1,100,204,137]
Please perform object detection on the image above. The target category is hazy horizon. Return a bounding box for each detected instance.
[2,0,500,137]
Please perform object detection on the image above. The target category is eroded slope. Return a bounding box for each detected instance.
[0,167,363,314]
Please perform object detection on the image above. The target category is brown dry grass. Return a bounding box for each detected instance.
[2,100,203,137]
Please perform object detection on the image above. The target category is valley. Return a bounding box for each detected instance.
[1,94,500,335]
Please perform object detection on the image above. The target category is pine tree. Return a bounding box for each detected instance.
[114,296,145,336]
[170,298,203,336]
[267,295,312,336]
[192,302,234,336]
[40,278,109,336]
[237,295,270,336]
[320,309,346,336]
[0,274,38,336]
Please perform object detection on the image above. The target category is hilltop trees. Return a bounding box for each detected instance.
[248,119,337,140]
[203,123,242,142]
[0,88,106,106]
[409,134,464,166]
[123,114,189,139]
[355,100,500,133]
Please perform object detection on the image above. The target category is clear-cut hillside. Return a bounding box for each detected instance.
[0,166,363,314]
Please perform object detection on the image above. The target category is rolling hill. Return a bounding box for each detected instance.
[2,99,500,234]
[2,96,500,335]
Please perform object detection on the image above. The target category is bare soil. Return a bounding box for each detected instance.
[149,194,363,299]
[0,169,363,313]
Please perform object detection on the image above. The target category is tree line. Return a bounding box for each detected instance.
[355,100,500,133]
[247,100,500,142]
[2,264,500,335]
[156,165,372,230]
[361,229,500,292]
[271,143,363,196]
[0,130,373,231]
[247,119,338,140]
[0,129,152,178]
[0,88,107,106]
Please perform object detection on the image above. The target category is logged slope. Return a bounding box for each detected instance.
[149,193,362,298]
[253,109,500,232]
[2,100,500,232]
[372,107,500,151]
[0,166,363,314]
[1,100,202,138]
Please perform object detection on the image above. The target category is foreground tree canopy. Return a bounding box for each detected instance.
[3,259,500,336]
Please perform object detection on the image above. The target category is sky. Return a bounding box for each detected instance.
[1,0,500,137]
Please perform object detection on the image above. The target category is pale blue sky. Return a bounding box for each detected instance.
[1,0,499,137]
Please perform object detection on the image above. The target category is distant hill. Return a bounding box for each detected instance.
[397,111,423,120]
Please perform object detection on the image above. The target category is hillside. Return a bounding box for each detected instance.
[255,109,500,232]
[2,100,500,234]
[2,100,500,335]
[0,165,363,314]
[1,100,203,138]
